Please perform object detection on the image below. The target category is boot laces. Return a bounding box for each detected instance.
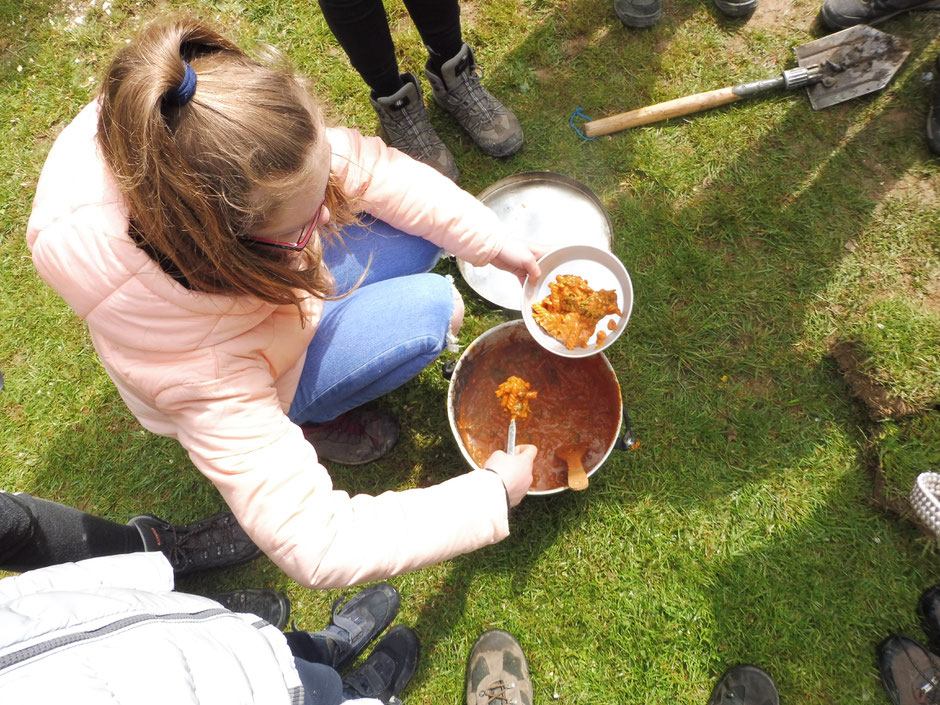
[449,65,504,130]
[166,516,238,568]
[380,97,440,159]
[479,679,519,704]
[898,639,940,705]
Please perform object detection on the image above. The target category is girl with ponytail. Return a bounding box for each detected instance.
[27,15,540,590]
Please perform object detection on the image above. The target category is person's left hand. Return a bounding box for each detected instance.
[489,237,549,285]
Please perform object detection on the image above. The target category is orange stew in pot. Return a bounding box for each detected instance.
[456,335,620,492]
[496,376,537,420]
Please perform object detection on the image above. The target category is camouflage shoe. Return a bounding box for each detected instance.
[426,44,524,159]
[370,73,458,182]
[465,630,532,705]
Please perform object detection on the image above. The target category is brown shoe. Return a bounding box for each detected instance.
[878,634,940,705]
[465,630,532,705]
[301,408,400,465]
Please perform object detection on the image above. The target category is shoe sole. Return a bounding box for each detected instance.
[820,0,940,30]
[714,0,759,16]
[615,7,663,27]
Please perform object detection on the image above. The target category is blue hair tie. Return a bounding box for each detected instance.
[167,62,197,107]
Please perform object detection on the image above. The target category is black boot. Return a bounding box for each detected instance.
[707,665,779,705]
[127,512,261,577]
[284,583,401,671]
[342,625,419,704]
[210,589,291,630]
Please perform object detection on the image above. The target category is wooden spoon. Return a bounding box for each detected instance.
[556,444,589,491]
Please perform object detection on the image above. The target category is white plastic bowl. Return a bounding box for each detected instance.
[521,245,633,358]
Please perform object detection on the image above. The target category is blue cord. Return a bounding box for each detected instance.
[569,107,597,141]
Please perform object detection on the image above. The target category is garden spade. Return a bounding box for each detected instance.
[582,25,910,138]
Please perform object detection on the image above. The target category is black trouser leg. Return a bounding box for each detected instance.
[318,0,404,97]
[0,492,143,572]
[402,0,462,75]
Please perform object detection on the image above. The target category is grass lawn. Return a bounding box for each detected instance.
[1,0,939,703]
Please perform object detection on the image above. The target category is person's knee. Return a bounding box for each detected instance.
[449,281,465,337]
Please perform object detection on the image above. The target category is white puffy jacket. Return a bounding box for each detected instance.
[0,552,379,704]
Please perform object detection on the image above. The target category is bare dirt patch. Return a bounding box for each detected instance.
[746,0,819,30]
[563,36,591,57]
[534,67,553,84]
[886,171,940,208]
[831,341,921,419]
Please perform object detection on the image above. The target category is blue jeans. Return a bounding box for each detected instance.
[288,216,453,424]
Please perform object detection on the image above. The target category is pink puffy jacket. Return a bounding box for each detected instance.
[26,101,511,589]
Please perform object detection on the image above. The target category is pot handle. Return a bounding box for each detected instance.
[441,357,458,380]
[613,406,638,451]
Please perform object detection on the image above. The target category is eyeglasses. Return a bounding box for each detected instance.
[245,207,321,251]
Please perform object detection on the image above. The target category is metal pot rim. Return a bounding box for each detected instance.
[446,320,622,496]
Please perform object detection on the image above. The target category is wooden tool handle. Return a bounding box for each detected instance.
[583,87,743,137]
[566,458,589,491]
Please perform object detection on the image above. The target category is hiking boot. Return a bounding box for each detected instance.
[210,589,291,630]
[426,44,524,159]
[300,408,400,466]
[465,629,532,705]
[714,0,760,16]
[614,0,663,27]
[370,73,459,182]
[342,625,419,704]
[285,582,401,672]
[127,512,261,577]
[928,55,940,157]
[878,634,940,705]
[819,0,940,30]
[707,664,779,705]
[919,585,940,652]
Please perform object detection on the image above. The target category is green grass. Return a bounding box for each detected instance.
[1,0,939,703]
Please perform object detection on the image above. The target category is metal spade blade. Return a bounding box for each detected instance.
[796,25,911,110]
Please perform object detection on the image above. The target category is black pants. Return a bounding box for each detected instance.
[0,491,142,571]
[318,0,463,97]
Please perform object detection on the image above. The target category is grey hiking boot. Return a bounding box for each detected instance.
[426,44,524,159]
[713,0,759,16]
[819,0,940,30]
[370,73,459,182]
[465,629,532,705]
[614,0,662,27]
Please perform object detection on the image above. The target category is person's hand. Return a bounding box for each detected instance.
[490,238,548,285]
[483,444,537,508]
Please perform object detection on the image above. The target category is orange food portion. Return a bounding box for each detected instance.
[495,375,538,420]
[531,274,621,349]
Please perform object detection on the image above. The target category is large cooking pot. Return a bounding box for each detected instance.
[446,320,627,496]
